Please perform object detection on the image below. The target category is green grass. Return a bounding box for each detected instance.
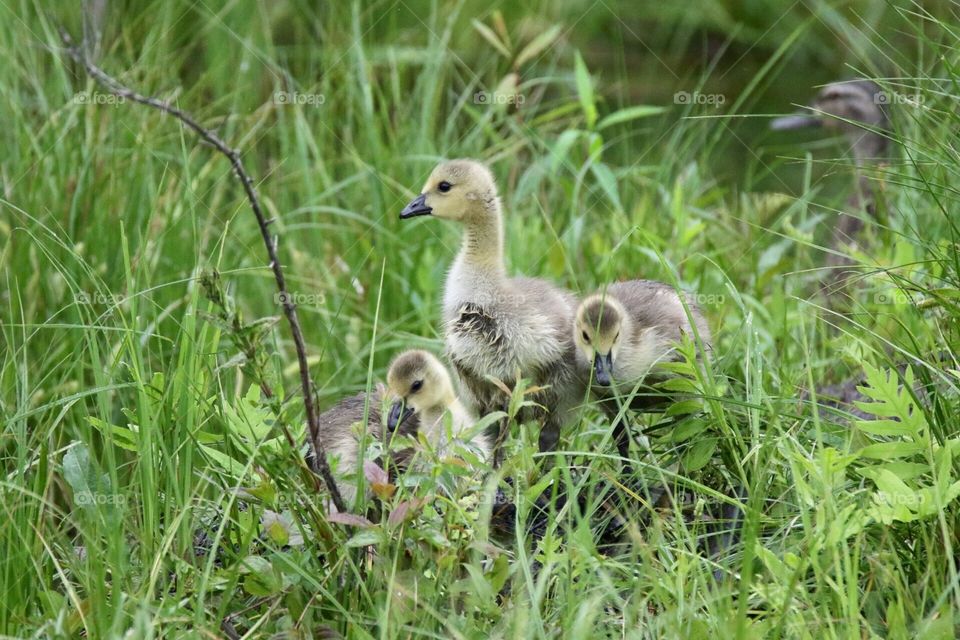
[2,1,959,637]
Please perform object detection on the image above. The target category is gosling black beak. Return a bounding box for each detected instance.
[593,353,614,387]
[770,112,822,131]
[387,399,415,432]
[400,194,432,219]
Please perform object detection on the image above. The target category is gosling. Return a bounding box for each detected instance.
[573,280,712,466]
[400,159,587,457]
[385,349,492,463]
[315,350,488,508]
[771,79,889,166]
[771,79,891,267]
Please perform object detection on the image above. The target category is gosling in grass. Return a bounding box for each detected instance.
[314,350,488,508]
[400,159,587,456]
[771,79,889,165]
[573,280,712,466]
[771,79,891,267]
[385,349,492,463]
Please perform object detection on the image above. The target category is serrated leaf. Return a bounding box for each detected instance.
[858,442,926,459]
[597,105,666,129]
[573,51,597,129]
[657,377,699,394]
[853,364,925,432]
[858,462,930,482]
[515,25,562,67]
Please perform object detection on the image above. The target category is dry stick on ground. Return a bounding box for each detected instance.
[58,28,347,513]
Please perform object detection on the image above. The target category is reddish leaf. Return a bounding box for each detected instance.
[363,461,388,485]
[388,498,426,528]
[327,512,374,528]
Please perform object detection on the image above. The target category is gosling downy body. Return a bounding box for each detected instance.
[771,79,891,265]
[385,349,492,463]
[311,384,411,508]
[573,280,712,465]
[401,159,588,456]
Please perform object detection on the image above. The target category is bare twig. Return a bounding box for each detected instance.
[58,28,347,512]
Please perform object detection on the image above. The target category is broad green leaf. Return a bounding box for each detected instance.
[62,442,112,510]
[664,399,703,418]
[669,416,709,441]
[346,529,384,547]
[682,437,717,471]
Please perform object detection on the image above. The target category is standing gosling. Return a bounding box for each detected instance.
[400,159,587,456]
[771,79,889,165]
[573,280,712,464]
[385,349,492,463]
[771,79,891,265]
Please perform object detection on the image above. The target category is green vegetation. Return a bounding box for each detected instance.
[1,1,958,637]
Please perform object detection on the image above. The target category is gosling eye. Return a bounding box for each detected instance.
[581,330,590,343]
[437,181,452,193]
[410,380,424,393]
[613,332,620,342]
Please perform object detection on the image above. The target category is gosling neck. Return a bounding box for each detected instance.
[458,196,506,276]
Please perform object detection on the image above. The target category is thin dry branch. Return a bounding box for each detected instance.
[58,28,346,513]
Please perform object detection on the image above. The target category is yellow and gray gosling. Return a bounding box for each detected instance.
[573,280,712,467]
[400,159,588,457]
[385,349,492,463]
[771,79,891,262]
[315,350,489,509]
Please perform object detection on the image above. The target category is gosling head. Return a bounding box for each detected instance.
[385,350,456,432]
[574,294,629,387]
[399,159,499,223]
[771,79,889,159]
